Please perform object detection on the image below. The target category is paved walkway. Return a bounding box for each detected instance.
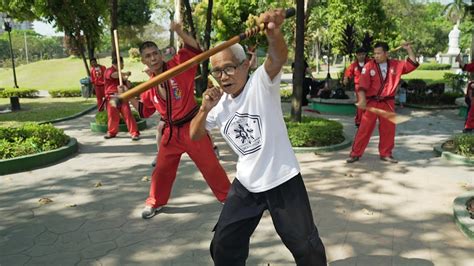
[1,104,473,265]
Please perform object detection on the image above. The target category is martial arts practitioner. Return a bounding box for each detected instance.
[189,9,327,265]
[104,56,140,140]
[347,41,419,163]
[343,47,369,127]
[90,58,106,111]
[455,54,474,133]
[129,21,230,219]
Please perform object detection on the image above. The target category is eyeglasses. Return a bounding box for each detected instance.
[211,61,244,78]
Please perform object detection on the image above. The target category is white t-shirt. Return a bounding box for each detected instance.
[206,66,300,193]
[379,62,388,79]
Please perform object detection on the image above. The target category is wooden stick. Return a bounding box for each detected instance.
[113,29,123,86]
[366,107,411,124]
[110,8,295,107]
[390,42,412,53]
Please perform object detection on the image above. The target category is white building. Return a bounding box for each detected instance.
[0,13,33,34]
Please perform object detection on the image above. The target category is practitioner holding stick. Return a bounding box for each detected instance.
[103,30,140,140]
[190,9,326,265]
[346,41,418,163]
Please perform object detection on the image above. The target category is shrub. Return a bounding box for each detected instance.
[439,91,464,105]
[407,79,427,91]
[95,110,141,125]
[0,123,69,159]
[444,72,468,94]
[129,48,141,62]
[0,88,39,98]
[280,89,292,102]
[49,88,82,98]
[453,134,474,158]
[285,116,344,147]
[417,63,451,70]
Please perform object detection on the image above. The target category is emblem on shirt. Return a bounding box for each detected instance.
[361,67,366,74]
[370,69,376,76]
[390,68,395,75]
[223,113,262,155]
[170,79,182,100]
[355,66,358,71]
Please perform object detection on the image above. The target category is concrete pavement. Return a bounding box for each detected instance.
[0,104,473,265]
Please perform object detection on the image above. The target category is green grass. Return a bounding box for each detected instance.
[0,57,149,90]
[0,97,95,126]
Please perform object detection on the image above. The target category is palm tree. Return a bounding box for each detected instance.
[307,7,327,74]
[443,0,468,26]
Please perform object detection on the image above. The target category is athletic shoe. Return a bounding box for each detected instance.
[346,156,359,163]
[131,135,140,141]
[380,156,398,163]
[141,205,163,219]
[104,134,116,139]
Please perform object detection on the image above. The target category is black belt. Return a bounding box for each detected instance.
[367,96,394,102]
[163,105,199,145]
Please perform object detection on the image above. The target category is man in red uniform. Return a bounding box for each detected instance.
[104,56,140,140]
[343,47,369,127]
[347,41,418,163]
[89,58,106,111]
[130,21,230,219]
[455,54,474,133]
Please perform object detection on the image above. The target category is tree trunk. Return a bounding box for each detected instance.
[316,41,320,73]
[110,0,118,55]
[72,33,90,77]
[291,0,305,122]
[471,26,474,80]
[199,0,213,97]
[169,10,175,48]
[85,34,95,60]
[182,0,204,96]
[182,0,197,38]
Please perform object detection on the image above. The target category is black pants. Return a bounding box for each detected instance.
[210,174,327,266]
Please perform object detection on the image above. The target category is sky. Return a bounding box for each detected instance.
[32,21,63,36]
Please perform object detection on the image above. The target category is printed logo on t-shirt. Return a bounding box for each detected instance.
[223,112,262,155]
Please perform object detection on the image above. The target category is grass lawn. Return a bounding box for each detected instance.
[0,57,149,90]
[0,97,96,126]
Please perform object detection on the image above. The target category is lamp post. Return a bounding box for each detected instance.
[3,15,20,111]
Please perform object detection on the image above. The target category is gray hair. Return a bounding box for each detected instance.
[211,42,247,65]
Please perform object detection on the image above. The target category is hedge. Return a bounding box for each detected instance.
[95,110,141,125]
[285,116,344,147]
[49,88,82,98]
[0,88,39,98]
[417,63,451,70]
[453,134,474,158]
[0,123,69,159]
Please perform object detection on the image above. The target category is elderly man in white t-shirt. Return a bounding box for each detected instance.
[190,9,327,265]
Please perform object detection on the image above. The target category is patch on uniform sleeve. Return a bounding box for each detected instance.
[361,67,366,74]
[370,69,376,76]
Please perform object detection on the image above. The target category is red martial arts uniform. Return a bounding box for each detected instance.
[461,63,474,130]
[138,45,230,208]
[104,66,139,138]
[90,64,106,111]
[345,59,369,126]
[350,58,419,158]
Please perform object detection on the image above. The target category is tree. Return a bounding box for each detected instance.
[307,6,328,73]
[291,0,305,122]
[327,0,388,55]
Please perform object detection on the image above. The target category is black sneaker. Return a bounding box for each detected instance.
[131,135,140,141]
[141,205,163,219]
[213,146,220,160]
[151,156,157,167]
[380,156,398,163]
[104,134,116,139]
[346,156,359,163]
[462,128,473,133]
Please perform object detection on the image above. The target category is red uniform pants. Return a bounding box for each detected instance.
[95,85,105,111]
[106,99,139,137]
[465,100,474,129]
[146,122,230,208]
[350,99,396,158]
[354,89,364,126]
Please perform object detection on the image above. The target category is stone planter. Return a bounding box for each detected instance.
[0,138,78,175]
[433,140,474,165]
[292,133,352,153]
[90,119,147,133]
[453,191,474,240]
[308,98,356,116]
